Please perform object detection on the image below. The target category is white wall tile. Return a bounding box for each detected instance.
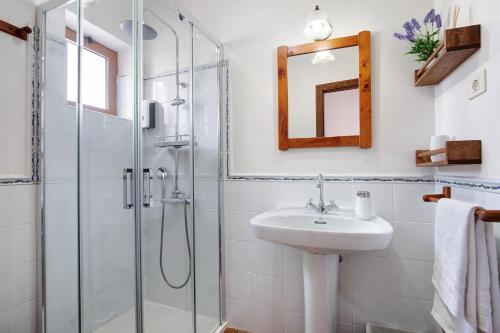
[339,255,354,288]
[393,260,434,300]
[44,182,77,221]
[0,185,36,228]
[226,269,254,302]
[283,246,303,280]
[392,297,436,332]
[224,210,261,243]
[353,255,393,294]
[323,182,354,208]
[0,184,37,333]
[353,324,365,333]
[253,243,283,276]
[337,321,353,333]
[283,310,304,333]
[283,278,304,313]
[225,181,314,212]
[0,224,36,269]
[228,240,253,272]
[338,288,353,323]
[44,148,77,182]
[0,299,37,333]
[253,304,284,333]
[352,183,393,221]
[226,297,254,332]
[392,222,434,261]
[393,183,435,223]
[0,262,37,313]
[352,290,394,325]
[253,273,283,308]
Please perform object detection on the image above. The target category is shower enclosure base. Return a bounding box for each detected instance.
[95,301,219,333]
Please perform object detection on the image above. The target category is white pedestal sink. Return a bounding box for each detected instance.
[250,207,393,333]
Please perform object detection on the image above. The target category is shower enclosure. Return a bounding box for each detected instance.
[38,0,223,332]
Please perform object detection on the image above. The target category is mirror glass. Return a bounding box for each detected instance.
[287,46,359,138]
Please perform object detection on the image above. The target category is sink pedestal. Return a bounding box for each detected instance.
[303,252,339,333]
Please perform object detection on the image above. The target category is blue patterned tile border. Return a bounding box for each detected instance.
[436,176,500,194]
[226,174,435,183]
[0,178,34,185]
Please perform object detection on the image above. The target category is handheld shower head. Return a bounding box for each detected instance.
[157,167,168,181]
[157,168,169,200]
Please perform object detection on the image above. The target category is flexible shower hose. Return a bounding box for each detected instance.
[159,199,191,289]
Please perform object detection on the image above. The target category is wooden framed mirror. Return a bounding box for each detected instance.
[277,31,371,150]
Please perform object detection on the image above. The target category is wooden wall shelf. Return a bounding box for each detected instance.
[416,140,481,167]
[415,25,481,87]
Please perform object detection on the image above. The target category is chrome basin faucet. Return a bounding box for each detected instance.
[306,174,339,214]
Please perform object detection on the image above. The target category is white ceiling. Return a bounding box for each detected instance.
[177,0,324,43]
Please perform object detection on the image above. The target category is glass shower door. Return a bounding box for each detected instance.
[78,0,137,332]
[43,0,138,332]
[139,2,222,333]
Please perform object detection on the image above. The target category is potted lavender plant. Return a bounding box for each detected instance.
[394,9,442,63]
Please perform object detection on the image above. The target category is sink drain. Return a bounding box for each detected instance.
[314,220,327,224]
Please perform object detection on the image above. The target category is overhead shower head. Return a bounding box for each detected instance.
[120,19,158,40]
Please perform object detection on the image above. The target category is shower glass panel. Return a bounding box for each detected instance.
[140,1,195,332]
[43,2,79,332]
[79,1,136,332]
[192,26,221,332]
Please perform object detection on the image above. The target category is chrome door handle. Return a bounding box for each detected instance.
[123,168,133,209]
[143,168,153,208]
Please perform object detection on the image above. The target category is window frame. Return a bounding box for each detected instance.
[65,27,117,116]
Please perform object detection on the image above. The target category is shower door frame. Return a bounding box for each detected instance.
[37,0,225,332]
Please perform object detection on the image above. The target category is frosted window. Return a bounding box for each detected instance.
[67,41,107,109]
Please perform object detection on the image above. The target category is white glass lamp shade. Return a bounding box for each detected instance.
[311,50,335,64]
[303,5,333,41]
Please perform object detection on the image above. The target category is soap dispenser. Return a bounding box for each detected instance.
[355,191,371,220]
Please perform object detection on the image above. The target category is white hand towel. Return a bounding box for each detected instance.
[485,222,500,332]
[431,198,500,333]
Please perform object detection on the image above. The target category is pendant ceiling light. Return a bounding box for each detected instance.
[303,5,333,41]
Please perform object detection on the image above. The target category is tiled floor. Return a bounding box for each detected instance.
[225,328,251,333]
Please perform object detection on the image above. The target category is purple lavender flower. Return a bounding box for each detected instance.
[424,8,436,24]
[403,21,414,34]
[402,21,416,42]
[393,32,406,40]
[405,32,416,42]
[411,18,421,31]
[435,14,442,28]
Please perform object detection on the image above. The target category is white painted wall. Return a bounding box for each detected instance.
[434,0,500,179]
[0,0,35,178]
[223,0,435,176]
